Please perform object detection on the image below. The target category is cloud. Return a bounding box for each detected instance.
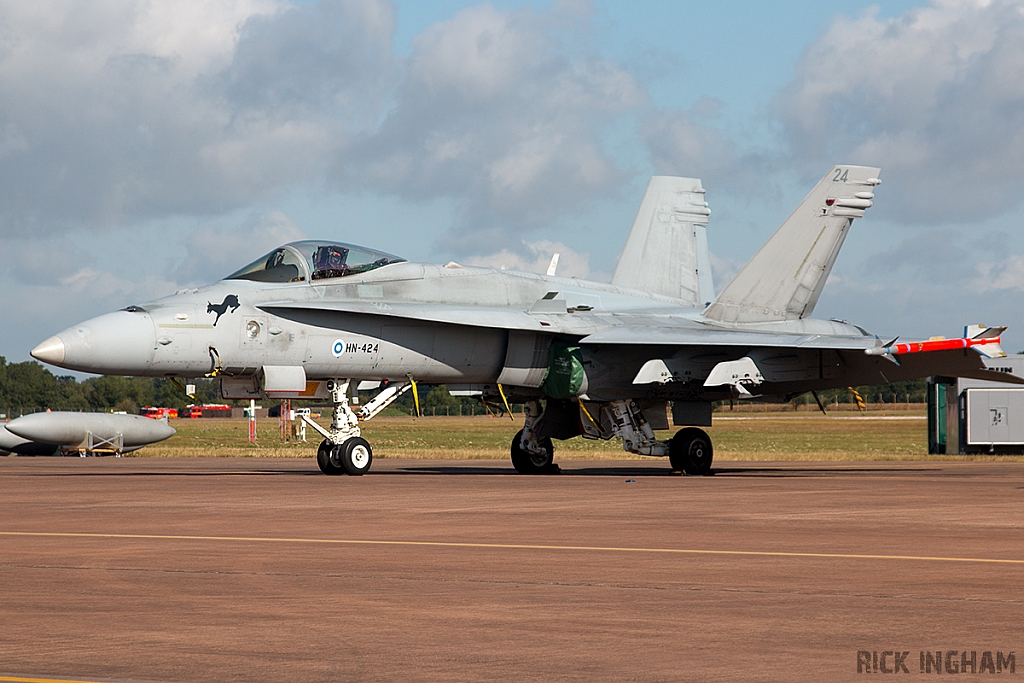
[707,251,742,294]
[776,0,1024,222]
[642,97,768,196]
[174,210,307,286]
[0,0,282,231]
[863,229,973,284]
[342,3,646,251]
[0,0,398,236]
[0,0,655,259]
[215,0,396,120]
[972,254,1024,293]
[463,239,594,279]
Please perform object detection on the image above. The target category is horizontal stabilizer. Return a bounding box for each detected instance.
[704,165,880,324]
[612,176,713,305]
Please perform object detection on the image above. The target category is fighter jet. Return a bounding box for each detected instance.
[2,412,175,456]
[30,166,1020,475]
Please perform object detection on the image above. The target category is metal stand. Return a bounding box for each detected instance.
[83,431,125,457]
[280,399,291,440]
[248,399,257,443]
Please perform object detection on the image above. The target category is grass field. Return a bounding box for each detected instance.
[136,411,1024,462]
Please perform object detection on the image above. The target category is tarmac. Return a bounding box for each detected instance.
[1,456,1022,682]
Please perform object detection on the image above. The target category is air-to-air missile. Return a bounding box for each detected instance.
[864,325,1007,363]
[1,412,175,456]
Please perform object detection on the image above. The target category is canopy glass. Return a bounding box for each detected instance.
[226,241,406,283]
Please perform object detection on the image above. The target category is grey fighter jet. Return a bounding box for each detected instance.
[30,166,1020,475]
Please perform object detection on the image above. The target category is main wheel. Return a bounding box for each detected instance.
[669,427,714,475]
[340,437,373,476]
[317,439,344,476]
[510,428,555,474]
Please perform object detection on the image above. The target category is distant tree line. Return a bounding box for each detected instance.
[0,357,495,417]
[804,379,926,406]
[0,355,928,418]
[0,356,220,416]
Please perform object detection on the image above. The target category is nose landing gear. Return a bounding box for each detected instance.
[304,379,409,476]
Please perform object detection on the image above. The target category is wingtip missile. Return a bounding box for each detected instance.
[865,325,1007,360]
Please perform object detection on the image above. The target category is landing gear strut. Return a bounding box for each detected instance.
[510,400,559,474]
[303,379,410,476]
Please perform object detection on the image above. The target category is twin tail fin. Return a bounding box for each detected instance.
[703,165,880,324]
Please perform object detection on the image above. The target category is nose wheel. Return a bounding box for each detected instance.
[317,437,373,476]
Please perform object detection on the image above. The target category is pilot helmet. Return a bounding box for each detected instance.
[313,245,348,271]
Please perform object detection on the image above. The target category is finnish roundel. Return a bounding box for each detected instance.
[332,339,345,357]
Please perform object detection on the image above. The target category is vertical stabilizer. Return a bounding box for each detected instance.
[612,176,713,306]
[703,165,880,324]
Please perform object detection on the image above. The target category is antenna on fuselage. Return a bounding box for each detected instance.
[546,253,560,277]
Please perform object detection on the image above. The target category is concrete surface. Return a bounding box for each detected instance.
[1,457,1021,682]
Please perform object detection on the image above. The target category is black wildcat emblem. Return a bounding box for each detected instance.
[207,294,240,326]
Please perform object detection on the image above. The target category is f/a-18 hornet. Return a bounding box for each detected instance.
[31,166,1019,475]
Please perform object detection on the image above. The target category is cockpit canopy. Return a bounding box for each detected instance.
[226,240,406,283]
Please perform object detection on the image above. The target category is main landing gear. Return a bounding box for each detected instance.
[302,379,411,476]
[668,427,713,476]
[510,399,713,476]
[510,401,558,474]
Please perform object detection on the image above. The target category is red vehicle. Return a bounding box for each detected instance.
[181,404,233,419]
[140,406,178,419]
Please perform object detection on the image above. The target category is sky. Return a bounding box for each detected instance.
[3,0,1024,372]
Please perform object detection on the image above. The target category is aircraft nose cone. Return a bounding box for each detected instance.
[35,310,157,374]
[31,336,66,365]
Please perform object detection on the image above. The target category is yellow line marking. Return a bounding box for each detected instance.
[1,531,1021,565]
[0,676,113,683]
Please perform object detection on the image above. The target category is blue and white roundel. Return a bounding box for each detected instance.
[332,339,345,357]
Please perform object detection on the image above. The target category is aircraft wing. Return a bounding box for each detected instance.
[584,326,1023,385]
[579,326,879,350]
[260,300,1024,386]
[872,348,1024,385]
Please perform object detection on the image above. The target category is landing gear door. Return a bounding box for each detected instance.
[221,376,261,400]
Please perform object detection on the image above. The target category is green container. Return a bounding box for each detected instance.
[540,341,585,399]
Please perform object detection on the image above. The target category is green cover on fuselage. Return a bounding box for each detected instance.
[541,341,585,399]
